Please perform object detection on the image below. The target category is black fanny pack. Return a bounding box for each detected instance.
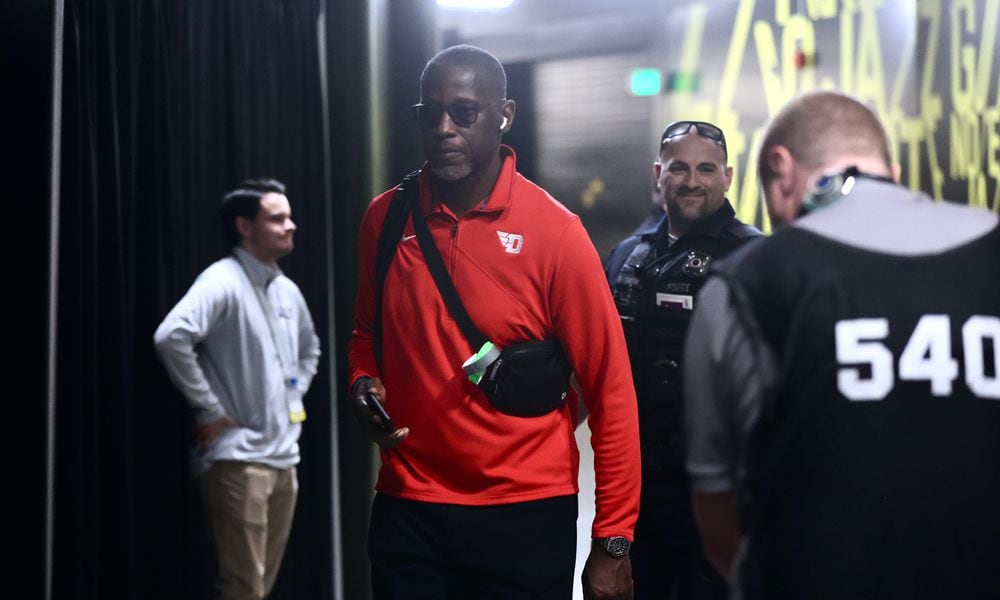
[374,172,572,418]
[478,339,572,417]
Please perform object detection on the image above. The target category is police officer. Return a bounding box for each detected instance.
[605,121,760,599]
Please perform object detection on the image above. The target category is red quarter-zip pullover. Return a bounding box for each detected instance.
[349,147,640,539]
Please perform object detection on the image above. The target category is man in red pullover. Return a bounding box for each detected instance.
[348,45,641,600]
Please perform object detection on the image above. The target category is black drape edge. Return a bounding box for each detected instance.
[45,1,66,599]
[315,2,344,599]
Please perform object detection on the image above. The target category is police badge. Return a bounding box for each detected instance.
[682,251,713,277]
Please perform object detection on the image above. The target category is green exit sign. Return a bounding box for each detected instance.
[629,68,662,96]
[667,71,700,93]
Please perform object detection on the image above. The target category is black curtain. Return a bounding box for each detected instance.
[55,0,345,597]
[4,0,55,598]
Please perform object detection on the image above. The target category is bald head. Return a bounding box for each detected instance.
[420,45,507,101]
[755,91,895,226]
[758,91,891,187]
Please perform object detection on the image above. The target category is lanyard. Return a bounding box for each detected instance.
[236,256,296,370]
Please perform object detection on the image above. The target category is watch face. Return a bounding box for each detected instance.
[604,536,630,558]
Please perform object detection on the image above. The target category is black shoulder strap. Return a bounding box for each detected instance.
[409,191,490,353]
[374,170,420,371]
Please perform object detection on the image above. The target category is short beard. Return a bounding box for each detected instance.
[430,162,472,182]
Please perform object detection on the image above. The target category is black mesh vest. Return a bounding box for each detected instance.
[718,223,1000,599]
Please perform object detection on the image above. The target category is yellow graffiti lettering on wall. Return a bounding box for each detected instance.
[948,0,1000,208]
[659,0,997,219]
[784,16,817,93]
[977,0,999,210]
[950,113,978,177]
[974,0,998,111]
[777,0,838,23]
[807,0,837,20]
[952,0,978,115]
[888,0,945,196]
[738,127,771,233]
[720,0,759,230]
[919,0,946,197]
[951,113,995,207]
[671,2,712,120]
[753,15,816,114]
[765,0,994,211]
[775,0,792,25]
[840,0,858,93]
[853,1,889,115]
[988,106,1000,211]
[754,20,792,114]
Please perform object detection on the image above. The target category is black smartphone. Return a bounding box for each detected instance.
[366,391,396,433]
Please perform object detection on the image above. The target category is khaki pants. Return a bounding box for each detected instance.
[199,461,298,600]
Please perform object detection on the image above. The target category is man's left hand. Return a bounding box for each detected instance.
[581,545,633,600]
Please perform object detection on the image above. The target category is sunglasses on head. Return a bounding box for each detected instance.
[411,100,505,129]
[660,121,727,157]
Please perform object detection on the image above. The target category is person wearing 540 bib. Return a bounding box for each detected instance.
[684,91,1000,599]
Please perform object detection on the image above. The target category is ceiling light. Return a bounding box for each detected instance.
[437,0,516,10]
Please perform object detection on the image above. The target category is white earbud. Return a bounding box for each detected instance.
[499,117,508,130]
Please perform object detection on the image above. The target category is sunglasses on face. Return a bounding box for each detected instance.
[660,120,727,157]
[411,100,504,129]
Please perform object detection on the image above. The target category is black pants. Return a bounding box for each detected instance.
[631,470,727,600]
[368,493,578,600]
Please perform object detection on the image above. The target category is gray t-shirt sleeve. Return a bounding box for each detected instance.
[683,277,772,493]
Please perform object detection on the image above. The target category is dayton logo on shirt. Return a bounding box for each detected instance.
[496,231,524,254]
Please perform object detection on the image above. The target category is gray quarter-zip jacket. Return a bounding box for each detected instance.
[154,247,321,475]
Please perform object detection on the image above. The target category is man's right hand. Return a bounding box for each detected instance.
[351,377,409,448]
[195,415,240,452]
[582,544,633,600]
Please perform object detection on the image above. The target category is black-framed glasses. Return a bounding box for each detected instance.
[411,100,505,129]
[660,120,727,158]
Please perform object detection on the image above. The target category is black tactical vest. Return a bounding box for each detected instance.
[606,201,760,469]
